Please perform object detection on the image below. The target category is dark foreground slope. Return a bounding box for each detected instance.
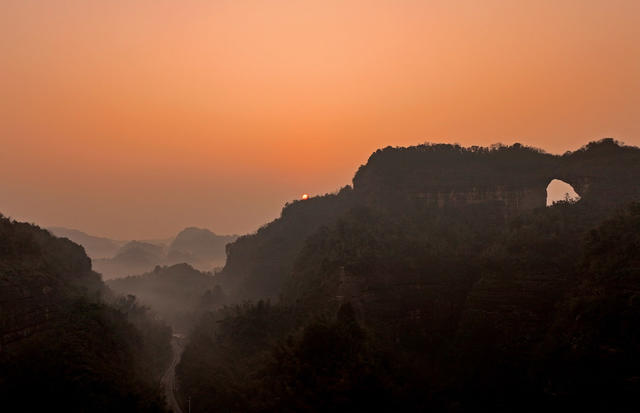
[178,140,640,412]
[0,216,171,412]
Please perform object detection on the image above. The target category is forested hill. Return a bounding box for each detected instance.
[352,138,640,210]
[0,215,171,412]
[0,215,103,346]
[178,139,640,412]
[216,139,640,301]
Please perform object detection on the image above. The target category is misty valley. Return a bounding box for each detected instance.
[1,139,640,412]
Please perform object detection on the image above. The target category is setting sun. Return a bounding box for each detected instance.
[2,1,640,411]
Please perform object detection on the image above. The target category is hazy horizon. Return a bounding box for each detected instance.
[3,139,602,240]
[2,0,639,239]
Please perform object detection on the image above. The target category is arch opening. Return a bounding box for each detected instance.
[546,179,581,206]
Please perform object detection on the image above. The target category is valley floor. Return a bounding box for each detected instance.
[161,335,185,413]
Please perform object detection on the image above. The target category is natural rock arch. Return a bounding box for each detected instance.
[546,179,581,206]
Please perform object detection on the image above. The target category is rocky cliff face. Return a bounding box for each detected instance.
[352,139,640,213]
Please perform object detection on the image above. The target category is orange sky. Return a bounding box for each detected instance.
[1,0,639,239]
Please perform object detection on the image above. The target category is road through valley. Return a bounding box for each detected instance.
[161,335,184,413]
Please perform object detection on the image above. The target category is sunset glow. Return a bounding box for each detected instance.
[1,0,639,238]
[2,3,640,409]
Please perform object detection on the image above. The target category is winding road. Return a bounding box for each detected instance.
[161,334,185,413]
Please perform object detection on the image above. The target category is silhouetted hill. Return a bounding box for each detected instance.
[60,227,235,280]
[0,215,171,412]
[1,218,103,346]
[216,140,640,303]
[48,227,125,258]
[179,140,640,412]
[352,138,640,212]
[167,227,237,270]
[93,241,166,280]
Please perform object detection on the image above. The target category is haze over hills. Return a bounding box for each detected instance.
[167,227,237,270]
[93,241,166,280]
[50,226,238,280]
[48,227,125,259]
[107,263,224,331]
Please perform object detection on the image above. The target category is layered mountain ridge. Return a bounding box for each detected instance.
[52,226,238,279]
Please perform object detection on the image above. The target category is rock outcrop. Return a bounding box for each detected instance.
[353,139,640,213]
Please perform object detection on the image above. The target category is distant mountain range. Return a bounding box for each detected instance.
[48,226,237,280]
[47,227,126,259]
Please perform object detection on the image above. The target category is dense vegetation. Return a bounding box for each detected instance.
[0,216,171,412]
[177,140,640,412]
[1,299,171,412]
[178,301,408,412]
